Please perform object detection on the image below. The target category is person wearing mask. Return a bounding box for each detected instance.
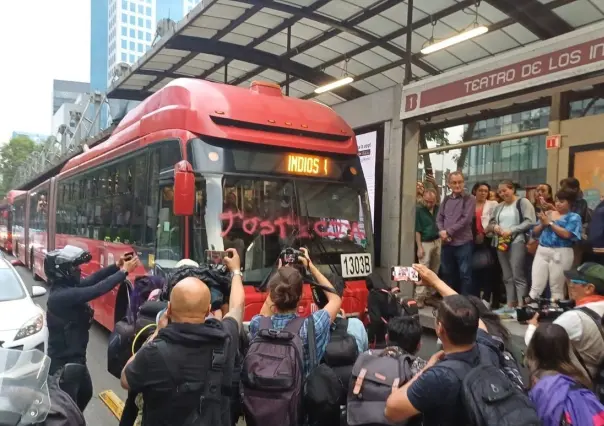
[248,248,342,376]
[415,188,441,307]
[525,262,604,380]
[45,246,139,411]
[529,189,582,301]
[436,171,476,295]
[120,248,244,426]
[487,180,536,312]
[384,264,502,426]
[471,182,499,303]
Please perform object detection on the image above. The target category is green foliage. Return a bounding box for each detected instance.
[0,136,38,197]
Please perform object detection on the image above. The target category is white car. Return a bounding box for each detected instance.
[0,258,48,352]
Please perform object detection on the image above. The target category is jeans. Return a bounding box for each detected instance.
[441,241,473,295]
[497,242,528,306]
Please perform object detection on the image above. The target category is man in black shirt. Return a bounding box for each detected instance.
[120,249,244,426]
[385,265,500,426]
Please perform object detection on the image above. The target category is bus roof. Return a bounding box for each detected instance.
[62,79,357,174]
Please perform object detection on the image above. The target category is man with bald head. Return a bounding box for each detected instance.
[120,249,244,426]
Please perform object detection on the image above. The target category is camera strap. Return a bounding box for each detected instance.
[570,307,604,381]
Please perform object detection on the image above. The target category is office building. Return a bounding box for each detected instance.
[53,80,90,115]
[91,0,109,128]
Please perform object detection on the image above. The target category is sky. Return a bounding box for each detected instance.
[0,1,91,143]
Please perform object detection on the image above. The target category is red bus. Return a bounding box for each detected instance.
[0,190,26,253]
[12,79,374,331]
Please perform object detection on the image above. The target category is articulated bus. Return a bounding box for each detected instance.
[0,190,26,253]
[11,79,374,331]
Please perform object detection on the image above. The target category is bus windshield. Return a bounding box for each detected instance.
[191,175,373,283]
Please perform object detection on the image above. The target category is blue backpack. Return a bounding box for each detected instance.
[530,373,604,426]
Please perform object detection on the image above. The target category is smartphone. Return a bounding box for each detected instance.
[205,250,231,265]
[123,251,135,261]
[391,266,419,282]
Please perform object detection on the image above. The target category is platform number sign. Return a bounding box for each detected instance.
[340,253,372,279]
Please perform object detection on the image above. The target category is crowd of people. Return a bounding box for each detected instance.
[415,173,604,312]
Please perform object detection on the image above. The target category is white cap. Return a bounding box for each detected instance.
[175,258,199,268]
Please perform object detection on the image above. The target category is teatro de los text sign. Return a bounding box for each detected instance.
[401,21,604,120]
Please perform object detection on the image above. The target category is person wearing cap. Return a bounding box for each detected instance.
[525,262,604,379]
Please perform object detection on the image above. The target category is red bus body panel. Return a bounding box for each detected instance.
[13,79,369,330]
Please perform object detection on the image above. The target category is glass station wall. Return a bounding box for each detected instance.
[419,106,550,200]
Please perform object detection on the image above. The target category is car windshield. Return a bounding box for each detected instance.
[0,269,26,302]
[191,175,373,282]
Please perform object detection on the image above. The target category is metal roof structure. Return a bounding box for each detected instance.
[108,0,603,106]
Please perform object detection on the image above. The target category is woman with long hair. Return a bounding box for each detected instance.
[486,180,536,312]
[526,323,602,426]
[471,182,500,304]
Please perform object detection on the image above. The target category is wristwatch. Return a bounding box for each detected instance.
[232,270,243,277]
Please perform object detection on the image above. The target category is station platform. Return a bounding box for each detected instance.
[417,306,529,339]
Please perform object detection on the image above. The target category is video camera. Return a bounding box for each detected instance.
[516,298,575,323]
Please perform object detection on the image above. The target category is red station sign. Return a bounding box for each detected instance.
[401,23,604,120]
[546,134,561,149]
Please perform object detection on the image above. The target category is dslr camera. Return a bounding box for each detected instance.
[279,247,304,266]
[516,298,575,323]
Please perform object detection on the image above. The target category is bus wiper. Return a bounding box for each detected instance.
[302,200,338,277]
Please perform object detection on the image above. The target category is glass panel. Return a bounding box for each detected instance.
[569,98,604,118]
[0,270,25,301]
[420,106,550,197]
[192,175,373,283]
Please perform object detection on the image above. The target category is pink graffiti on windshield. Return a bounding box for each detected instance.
[219,210,366,240]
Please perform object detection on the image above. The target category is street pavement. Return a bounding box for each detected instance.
[13,256,445,426]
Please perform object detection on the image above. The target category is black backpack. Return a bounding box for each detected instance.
[322,317,360,391]
[440,346,540,426]
[305,317,349,426]
[154,320,231,426]
[34,374,85,426]
[242,316,306,426]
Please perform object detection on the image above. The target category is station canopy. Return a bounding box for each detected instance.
[108,0,604,106]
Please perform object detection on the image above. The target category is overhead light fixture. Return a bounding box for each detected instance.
[314,76,354,94]
[421,25,489,55]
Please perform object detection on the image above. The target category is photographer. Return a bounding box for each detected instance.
[525,262,604,380]
[248,247,342,376]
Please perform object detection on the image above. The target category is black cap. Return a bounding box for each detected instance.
[565,262,604,293]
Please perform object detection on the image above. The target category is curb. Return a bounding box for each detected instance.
[99,390,124,420]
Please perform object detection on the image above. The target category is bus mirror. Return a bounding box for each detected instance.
[173,160,195,216]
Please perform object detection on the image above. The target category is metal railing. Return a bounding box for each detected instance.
[11,92,114,189]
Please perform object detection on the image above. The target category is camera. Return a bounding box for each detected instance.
[516,298,575,323]
[279,247,304,266]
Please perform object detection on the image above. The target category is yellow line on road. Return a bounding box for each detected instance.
[99,390,124,420]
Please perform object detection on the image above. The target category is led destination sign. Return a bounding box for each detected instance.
[286,154,329,177]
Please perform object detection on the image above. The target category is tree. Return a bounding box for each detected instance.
[422,123,477,174]
[0,135,38,197]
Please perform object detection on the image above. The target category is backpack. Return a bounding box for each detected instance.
[133,300,166,353]
[440,346,540,426]
[570,307,604,403]
[347,349,417,426]
[154,320,231,426]
[242,316,306,426]
[107,319,135,379]
[305,316,344,426]
[530,373,604,426]
[34,374,86,426]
